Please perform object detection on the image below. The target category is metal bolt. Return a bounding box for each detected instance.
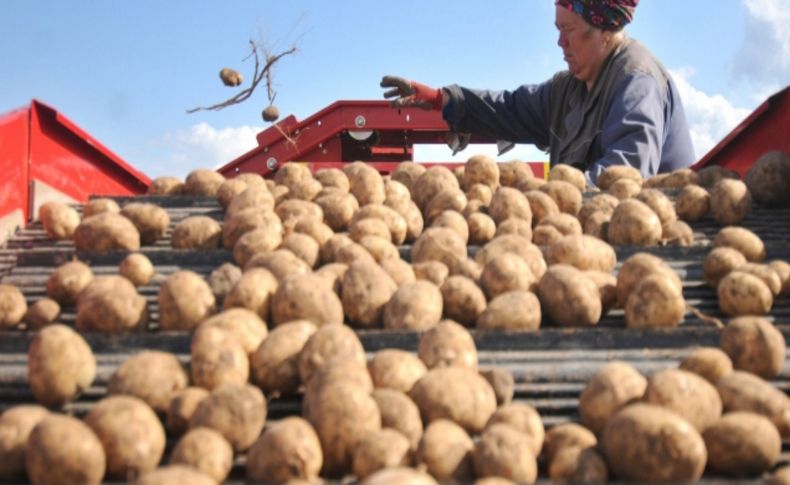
[266,158,278,170]
[355,115,366,128]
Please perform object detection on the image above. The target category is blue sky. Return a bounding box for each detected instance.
[1,1,788,178]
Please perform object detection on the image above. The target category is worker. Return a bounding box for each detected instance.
[380,0,695,184]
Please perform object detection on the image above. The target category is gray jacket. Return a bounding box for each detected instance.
[442,38,695,182]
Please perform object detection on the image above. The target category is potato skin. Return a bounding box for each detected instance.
[158,270,216,331]
[710,178,752,225]
[411,227,468,269]
[418,320,478,370]
[0,284,26,329]
[545,234,616,272]
[579,361,647,434]
[27,324,96,407]
[343,259,398,328]
[39,201,80,240]
[190,325,249,390]
[298,324,366,384]
[352,428,411,480]
[362,467,439,485]
[416,419,474,482]
[147,176,183,195]
[541,422,597,465]
[171,215,221,249]
[601,403,707,483]
[271,274,343,326]
[716,371,790,437]
[368,349,427,393]
[383,280,443,331]
[616,252,682,307]
[246,417,323,483]
[704,247,748,288]
[607,199,662,246]
[372,389,424,450]
[166,387,210,436]
[720,316,786,379]
[184,169,225,196]
[679,347,733,384]
[169,427,233,482]
[703,412,781,477]
[107,351,188,413]
[189,383,266,452]
[745,151,790,206]
[485,403,544,456]
[714,226,765,262]
[537,265,601,327]
[250,320,316,395]
[0,405,49,481]
[120,202,170,245]
[73,212,140,252]
[624,274,685,329]
[136,465,216,485]
[479,367,515,406]
[480,253,535,299]
[46,260,94,305]
[119,253,155,287]
[25,415,106,485]
[596,165,643,190]
[473,423,538,484]
[642,368,722,431]
[676,184,710,222]
[476,291,541,331]
[441,276,486,327]
[717,271,773,316]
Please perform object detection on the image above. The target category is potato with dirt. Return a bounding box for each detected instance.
[189,383,266,452]
[538,265,601,327]
[147,176,183,195]
[714,226,765,262]
[197,308,268,356]
[475,234,546,280]
[716,370,790,437]
[625,273,686,329]
[541,422,597,465]
[190,325,249,390]
[679,347,733,384]
[171,215,221,249]
[346,162,387,206]
[635,188,677,225]
[770,260,790,296]
[298,324,366,384]
[368,349,427,393]
[607,198,662,246]
[539,180,582,215]
[463,154,499,189]
[85,395,166,478]
[225,185,275,218]
[246,248,312,282]
[473,423,538,484]
[441,275,487,327]
[480,367,515,406]
[231,228,282,268]
[736,262,783,296]
[546,234,617,272]
[0,405,49,481]
[108,350,187,413]
[424,189,468,225]
[22,298,59,330]
[548,446,608,483]
[480,252,536,299]
[73,212,141,251]
[745,151,790,206]
[120,202,170,245]
[703,246,747,288]
[488,187,532,225]
[431,210,469,243]
[166,387,209,436]
[412,166,461,211]
[703,412,782,477]
[384,179,412,213]
[616,252,682,306]
[391,161,426,193]
[577,193,619,227]
[46,260,93,305]
[246,416,323,483]
[418,320,478,370]
[25,415,106,485]
[184,169,225,196]
[720,316,786,379]
[316,192,359,232]
[413,260,450,286]
[595,165,643,190]
[343,259,399,328]
[579,361,647,434]
[607,178,642,200]
[495,217,533,240]
[548,164,586,191]
[601,403,707,482]
[485,403,545,456]
[271,273,343,326]
[158,270,216,331]
[38,201,80,240]
[76,276,148,332]
[169,427,233,483]
[718,271,773,316]
[0,284,27,329]
[222,267,278,321]
[250,320,316,395]
[410,366,497,434]
[710,178,753,225]
[416,419,474,482]
[352,428,411,480]
[476,290,542,330]
[83,197,120,218]
[372,389,424,450]
[676,184,710,222]
[642,368,722,431]
[383,280,443,331]
[116,253,154,288]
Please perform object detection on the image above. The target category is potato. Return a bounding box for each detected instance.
[276,199,323,227]
[343,260,398,328]
[307,381,381,478]
[475,234,546,280]
[363,467,438,485]
[85,395,166,478]
[199,308,267,356]
[184,169,225,196]
[38,201,80,240]
[380,258,415,286]
[334,241,377,266]
[532,224,563,245]
[108,351,187,412]
[675,184,710,222]
[169,427,232,483]
[83,197,120,218]
[696,164,739,186]
[541,422,597,464]
[546,234,616,272]
[679,347,733,384]
[625,274,686,329]
[480,253,535,299]
[413,260,450,286]
[477,290,542,330]
[158,270,216,331]
[316,192,359,232]
[642,368,722,431]
[76,276,148,332]
[170,216,221,250]
[136,465,216,485]
[463,154,499,189]
[710,178,752,225]
[354,204,409,245]
[245,248,311,281]
[270,274,341,328]
[232,229,282,268]
[424,189,468,225]
[479,367,514,406]
[466,183,494,205]
[473,423,538,484]
[720,316,785,379]
[584,270,618,315]
[189,383,266,452]
[46,260,93,305]
[391,162,426,192]
[736,262,782,296]
[346,163,386,206]
[616,252,682,306]
[431,210,469,243]
[147,176,183,195]
[769,260,790,296]
[403,200,425,243]
[246,417,323,483]
[704,412,781,477]
[216,178,249,209]
[207,263,241,303]
[601,403,706,482]
[450,257,483,281]
[358,235,400,263]
[410,367,497,434]
[579,361,647,434]
[73,212,141,251]
[536,212,583,238]
[440,275,486,327]
[548,446,608,483]
[607,199,662,246]
[286,177,323,201]
[485,403,544,456]
[582,211,611,239]
[352,428,411,480]
[25,415,105,485]
[418,320,477,370]
[488,187,532,225]
[416,419,474,482]
[412,166,460,211]
[166,387,210,436]
[0,405,49,481]
[226,186,275,218]
[120,202,170,245]
[595,165,642,190]
[372,389,423,450]
[549,164,586,191]
[538,265,601,327]
[383,280,443,331]
[298,324,366,384]
[577,193,619,226]
[116,254,153,289]
[770,466,790,485]
[716,370,790,437]
[382,178,412,214]
[248,321,314,395]
[368,349,427,393]
[190,325,249,390]
[718,271,773,316]
[275,163,312,189]
[703,247,745,288]
[494,218,532,242]
[634,189,675,225]
[290,218,334,247]
[351,217,391,242]
[222,268,278,320]
[745,151,790,206]
[714,226,765,262]
[539,180,582,215]
[663,167,700,188]
[661,219,694,246]
[22,298,59,330]
[0,284,26,329]
[607,178,642,200]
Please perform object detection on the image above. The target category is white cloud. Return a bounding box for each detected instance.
[143,122,262,178]
[734,0,790,92]
[670,68,752,159]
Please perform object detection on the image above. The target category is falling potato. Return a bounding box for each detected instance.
[262,105,280,122]
[219,67,243,87]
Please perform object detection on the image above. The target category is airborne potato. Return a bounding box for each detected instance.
[720,316,786,379]
[578,361,647,434]
[717,371,790,437]
[73,212,141,252]
[642,368,722,431]
[0,284,26,329]
[246,417,323,483]
[473,423,538,484]
[27,324,96,407]
[678,347,733,384]
[607,199,662,246]
[119,252,155,287]
[171,216,222,249]
[169,427,233,482]
[46,260,93,305]
[158,270,216,331]
[120,202,170,245]
[38,201,80,240]
[538,265,601,327]
[418,320,478,370]
[440,275,487,327]
[25,415,106,485]
[190,383,266,452]
[710,178,752,225]
[368,349,428,393]
[416,419,474,482]
[477,291,541,330]
[703,412,782,477]
[108,351,188,412]
[76,276,148,332]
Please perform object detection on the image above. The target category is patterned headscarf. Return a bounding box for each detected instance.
[555,0,639,31]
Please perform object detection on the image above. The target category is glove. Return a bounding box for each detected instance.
[380,75,445,110]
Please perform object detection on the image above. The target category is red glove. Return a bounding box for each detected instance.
[380,75,445,110]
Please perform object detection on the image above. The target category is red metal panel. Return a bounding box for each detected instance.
[693,86,790,177]
[27,100,150,202]
[0,108,30,223]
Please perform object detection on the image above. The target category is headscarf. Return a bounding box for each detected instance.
[555,0,639,31]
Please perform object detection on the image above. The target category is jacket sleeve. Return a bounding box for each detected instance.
[586,72,667,183]
[442,82,553,148]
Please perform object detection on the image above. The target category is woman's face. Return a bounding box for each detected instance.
[555,6,612,88]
